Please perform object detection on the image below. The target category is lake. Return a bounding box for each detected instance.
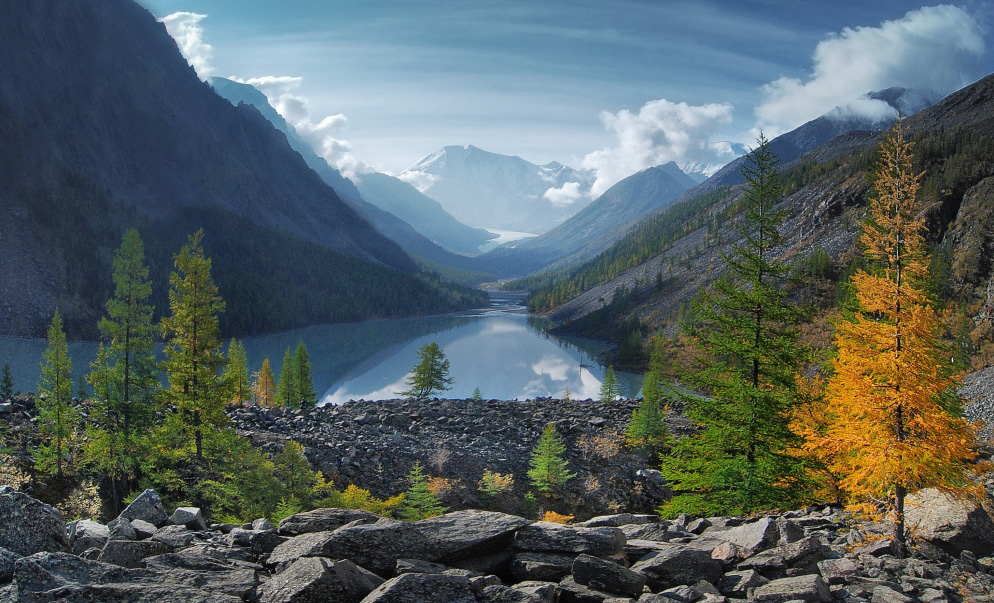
[0,292,642,403]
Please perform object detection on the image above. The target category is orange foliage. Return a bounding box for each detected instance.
[253,358,276,407]
[541,510,574,524]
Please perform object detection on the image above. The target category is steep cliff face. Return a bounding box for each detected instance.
[0,0,481,337]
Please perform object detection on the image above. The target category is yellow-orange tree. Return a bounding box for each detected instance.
[813,120,982,555]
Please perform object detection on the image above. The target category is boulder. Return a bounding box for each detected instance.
[152,525,195,549]
[511,552,576,582]
[579,514,636,528]
[737,535,827,571]
[169,507,208,531]
[119,489,169,527]
[260,556,382,603]
[710,517,803,555]
[253,518,275,531]
[478,584,545,602]
[514,522,626,556]
[98,539,170,568]
[557,576,628,602]
[269,531,338,569]
[816,557,858,585]
[108,517,137,541]
[622,523,674,542]
[360,572,478,603]
[69,520,110,554]
[871,585,918,603]
[229,527,287,555]
[513,581,559,602]
[277,508,381,536]
[904,488,994,556]
[630,545,722,591]
[751,574,832,603]
[572,553,646,598]
[0,547,19,582]
[658,584,702,602]
[0,491,67,556]
[130,519,158,540]
[716,570,769,598]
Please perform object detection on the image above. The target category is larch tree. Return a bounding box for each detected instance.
[253,358,276,407]
[599,366,621,402]
[275,346,299,408]
[398,461,447,521]
[660,134,808,517]
[36,309,79,477]
[294,341,317,407]
[161,230,227,463]
[400,342,453,400]
[528,423,575,495]
[811,121,983,555]
[224,339,252,405]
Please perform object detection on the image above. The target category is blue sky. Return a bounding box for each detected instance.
[140,0,992,192]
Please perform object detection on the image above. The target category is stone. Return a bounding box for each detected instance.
[277,508,381,536]
[511,552,576,582]
[395,557,449,575]
[169,507,208,531]
[751,574,832,603]
[119,489,169,527]
[904,488,994,557]
[478,584,545,602]
[572,554,646,598]
[253,518,275,531]
[625,539,671,562]
[449,550,514,576]
[0,547,19,582]
[229,527,287,555]
[152,525,195,549]
[631,545,722,591]
[738,535,827,571]
[558,576,630,603]
[659,585,702,602]
[685,518,711,535]
[817,558,858,585]
[514,522,626,556]
[69,519,110,554]
[580,514,636,528]
[716,570,769,598]
[711,517,803,555]
[871,585,918,603]
[130,519,158,539]
[623,524,675,542]
[98,539,170,568]
[709,541,748,565]
[108,517,137,541]
[269,531,338,569]
[0,491,67,556]
[514,581,559,602]
[260,556,383,603]
[361,572,478,602]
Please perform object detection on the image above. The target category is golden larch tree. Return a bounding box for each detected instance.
[811,120,983,555]
[253,358,276,408]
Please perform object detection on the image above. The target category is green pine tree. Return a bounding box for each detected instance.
[400,342,453,400]
[223,339,252,405]
[599,366,620,402]
[36,309,79,477]
[294,341,316,407]
[398,460,447,520]
[472,387,482,400]
[527,423,575,495]
[660,134,809,517]
[275,347,299,408]
[626,367,668,451]
[274,440,318,505]
[161,230,227,463]
[0,363,13,399]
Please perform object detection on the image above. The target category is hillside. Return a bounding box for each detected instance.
[0,0,483,338]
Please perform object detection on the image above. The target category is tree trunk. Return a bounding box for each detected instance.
[894,483,906,558]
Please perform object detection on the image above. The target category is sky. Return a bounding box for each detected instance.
[140,0,992,196]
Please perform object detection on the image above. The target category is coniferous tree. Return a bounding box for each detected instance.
[253,358,276,407]
[0,363,13,399]
[398,460,447,520]
[223,339,251,405]
[810,121,983,555]
[599,366,621,402]
[36,310,79,477]
[400,342,453,400]
[660,134,808,516]
[275,347,299,408]
[294,341,316,407]
[274,440,317,505]
[161,230,227,463]
[528,423,575,495]
[626,367,668,451]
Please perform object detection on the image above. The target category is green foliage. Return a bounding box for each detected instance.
[316,484,404,517]
[274,440,317,505]
[0,363,13,399]
[76,376,88,400]
[660,135,809,517]
[36,310,80,477]
[400,342,453,400]
[521,491,538,519]
[528,423,575,495]
[472,388,482,400]
[160,230,227,463]
[275,347,299,408]
[626,369,668,451]
[294,341,317,406]
[223,339,251,405]
[599,367,620,403]
[477,469,514,509]
[398,461,447,521]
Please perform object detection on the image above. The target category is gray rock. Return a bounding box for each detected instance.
[69,519,110,554]
[98,539,170,568]
[558,575,631,602]
[269,531,338,568]
[277,508,381,536]
[817,558,858,585]
[0,547,19,582]
[738,535,827,571]
[513,581,559,602]
[572,554,646,598]
[711,517,803,555]
[253,518,275,531]
[625,539,671,562]
[659,585,702,602]
[0,491,67,556]
[119,489,169,527]
[511,552,576,582]
[514,522,626,556]
[580,514,636,528]
[623,523,675,542]
[478,584,545,602]
[260,556,383,603]
[169,507,208,531]
[904,488,994,557]
[361,572,478,602]
[152,525,195,549]
[751,574,832,603]
[229,527,287,555]
[130,519,158,539]
[716,570,769,598]
[871,585,918,603]
[108,517,138,541]
[709,541,748,565]
[631,545,722,591]
[449,550,514,576]
[395,557,450,575]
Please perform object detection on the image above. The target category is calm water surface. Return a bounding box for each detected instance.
[0,293,640,403]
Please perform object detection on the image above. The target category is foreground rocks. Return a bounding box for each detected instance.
[4,488,994,602]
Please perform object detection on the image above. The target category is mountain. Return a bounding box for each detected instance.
[398,145,595,234]
[209,77,491,272]
[0,0,483,338]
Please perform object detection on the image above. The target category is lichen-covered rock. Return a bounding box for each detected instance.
[751,574,832,603]
[278,508,382,536]
[98,539,170,568]
[69,520,110,554]
[108,517,137,541]
[0,547,19,583]
[708,517,802,555]
[360,572,478,602]
[513,522,625,556]
[260,556,382,603]
[169,507,207,531]
[478,584,545,602]
[716,570,769,598]
[511,552,576,582]
[0,491,67,556]
[130,519,158,540]
[152,525,195,549]
[630,545,722,591]
[572,553,646,598]
[905,488,994,557]
[119,489,169,527]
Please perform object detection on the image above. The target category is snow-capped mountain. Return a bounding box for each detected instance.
[398,145,596,234]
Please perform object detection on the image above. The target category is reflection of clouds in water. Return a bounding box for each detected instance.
[480,319,529,336]
[323,374,409,406]
[576,368,603,400]
[531,355,571,382]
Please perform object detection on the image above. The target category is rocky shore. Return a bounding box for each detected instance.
[4,485,994,602]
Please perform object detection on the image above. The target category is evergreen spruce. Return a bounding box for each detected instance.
[660,134,808,516]
[472,387,482,400]
[223,339,252,405]
[294,341,316,407]
[626,367,668,451]
[0,363,13,399]
[274,440,317,505]
[599,366,620,402]
[275,347,299,408]
[400,342,453,400]
[398,461,447,520]
[528,423,575,495]
[36,310,79,477]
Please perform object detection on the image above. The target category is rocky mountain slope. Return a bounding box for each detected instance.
[0,0,483,338]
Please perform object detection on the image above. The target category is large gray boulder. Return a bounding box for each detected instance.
[571,553,645,598]
[513,522,625,556]
[360,572,478,602]
[119,489,169,527]
[278,508,381,536]
[510,552,575,582]
[152,525,195,549]
[260,556,383,603]
[751,574,832,603]
[709,517,803,555]
[0,547,19,582]
[98,539,170,568]
[904,488,994,556]
[169,507,207,531]
[0,491,67,556]
[69,520,110,555]
[716,570,769,598]
[477,584,545,602]
[630,545,722,591]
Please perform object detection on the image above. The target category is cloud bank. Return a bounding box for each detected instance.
[755,5,986,136]
[159,12,215,79]
[542,181,583,207]
[582,99,736,197]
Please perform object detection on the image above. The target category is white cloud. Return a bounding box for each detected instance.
[582,99,736,197]
[232,77,371,178]
[755,5,986,136]
[395,171,439,193]
[159,12,214,79]
[542,181,583,207]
